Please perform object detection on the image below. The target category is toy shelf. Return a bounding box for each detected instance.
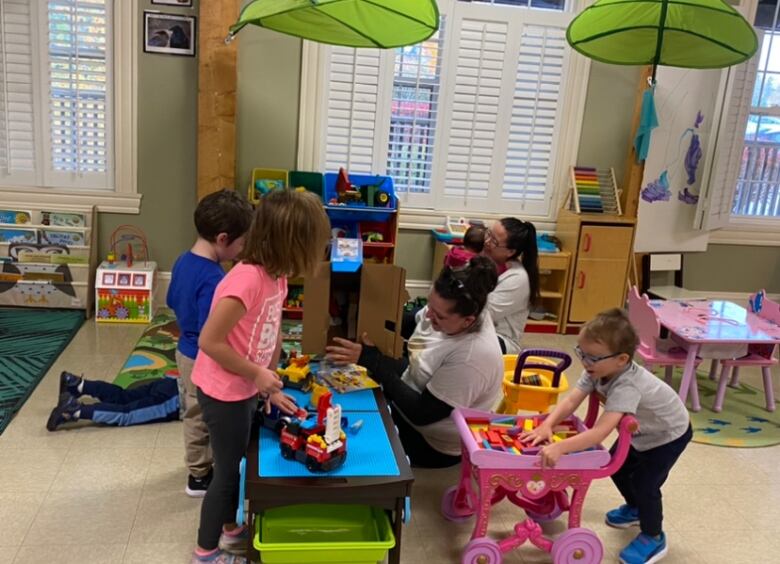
[0,205,97,315]
[528,252,572,334]
[282,278,305,355]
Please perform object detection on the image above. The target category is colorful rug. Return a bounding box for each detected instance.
[113,309,179,389]
[668,370,780,447]
[0,308,84,435]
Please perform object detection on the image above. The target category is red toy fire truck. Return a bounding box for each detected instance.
[279,391,347,472]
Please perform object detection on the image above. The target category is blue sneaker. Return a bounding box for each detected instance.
[605,504,640,528]
[619,532,668,564]
[46,393,81,431]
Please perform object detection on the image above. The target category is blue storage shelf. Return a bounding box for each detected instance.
[323,173,397,223]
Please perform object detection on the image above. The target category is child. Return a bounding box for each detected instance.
[191,190,331,564]
[443,224,486,269]
[522,308,691,564]
[168,189,253,498]
[46,371,180,430]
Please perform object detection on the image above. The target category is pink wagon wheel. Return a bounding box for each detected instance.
[551,528,603,564]
[441,485,476,522]
[462,537,502,564]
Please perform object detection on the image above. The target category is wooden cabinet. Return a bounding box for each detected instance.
[556,209,636,327]
[531,251,571,333]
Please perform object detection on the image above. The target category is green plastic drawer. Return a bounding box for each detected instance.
[254,504,395,564]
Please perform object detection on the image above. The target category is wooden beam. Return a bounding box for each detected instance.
[197,1,242,201]
[621,66,654,219]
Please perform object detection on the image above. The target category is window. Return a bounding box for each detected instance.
[301,0,589,220]
[0,0,138,212]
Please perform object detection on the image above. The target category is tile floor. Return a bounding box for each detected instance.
[1,322,779,563]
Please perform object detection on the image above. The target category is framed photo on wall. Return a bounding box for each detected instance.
[143,11,197,57]
[151,0,194,7]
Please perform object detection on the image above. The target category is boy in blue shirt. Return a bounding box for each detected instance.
[167,189,253,497]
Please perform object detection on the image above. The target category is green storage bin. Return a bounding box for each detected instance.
[289,171,324,199]
[254,504,395,564]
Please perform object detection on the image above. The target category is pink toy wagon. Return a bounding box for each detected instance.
[442,396,638,563]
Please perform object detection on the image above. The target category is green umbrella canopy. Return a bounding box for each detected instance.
[566,0,758,69]
[229,0,439,49]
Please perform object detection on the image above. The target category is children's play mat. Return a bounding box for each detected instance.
[669,370,780,448]
[113,309,179,389]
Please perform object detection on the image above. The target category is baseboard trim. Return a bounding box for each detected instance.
[406,279,431,300]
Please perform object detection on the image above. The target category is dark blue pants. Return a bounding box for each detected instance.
[609,424,692,536]
[79,377,180,426]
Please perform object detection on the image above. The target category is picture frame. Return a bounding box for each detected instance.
[143,11,196,57]
[102,273,116,286]
[151,0,194,6]
[133,274,147,287]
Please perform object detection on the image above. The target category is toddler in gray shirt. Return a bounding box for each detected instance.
[522,308,691,564]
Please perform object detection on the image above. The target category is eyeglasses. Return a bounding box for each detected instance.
[574,345,621,366]
[485,229,508,249]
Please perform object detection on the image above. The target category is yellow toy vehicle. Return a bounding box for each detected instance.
[276,352,312,390]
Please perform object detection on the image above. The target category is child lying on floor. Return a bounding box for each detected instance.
[46,371,180,431]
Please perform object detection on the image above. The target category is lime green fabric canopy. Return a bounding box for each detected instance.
[567,0,758,69]
[229,0,439,49]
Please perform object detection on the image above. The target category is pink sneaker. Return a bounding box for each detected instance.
[190,548,247,563]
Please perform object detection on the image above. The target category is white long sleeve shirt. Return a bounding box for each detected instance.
[486,261,530,354]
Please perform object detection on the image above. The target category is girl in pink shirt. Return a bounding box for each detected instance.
[190,190,331,564]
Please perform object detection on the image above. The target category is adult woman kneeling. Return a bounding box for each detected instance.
[326,256,504,468]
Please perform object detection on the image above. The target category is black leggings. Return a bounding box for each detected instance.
[196,388,257,550]
[391,405,460,469]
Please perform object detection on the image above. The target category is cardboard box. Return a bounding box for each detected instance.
[302,262,407,358]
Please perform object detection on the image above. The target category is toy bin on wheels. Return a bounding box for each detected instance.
[442,399,638,564]
[498,349,571,414]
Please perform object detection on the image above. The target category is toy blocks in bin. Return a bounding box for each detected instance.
[253,504,395,564]
[248,168,288,204]
[323,172,397,222]
[95,260,157,323]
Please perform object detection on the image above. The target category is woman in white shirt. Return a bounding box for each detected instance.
[326,256,504,468]
[483,218,541,354]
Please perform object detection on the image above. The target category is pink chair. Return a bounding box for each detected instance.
[712,290,778,413]
[627,287,702,405]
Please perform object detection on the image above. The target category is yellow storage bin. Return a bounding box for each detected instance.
[499,349,571,414]
[249,168,289,203]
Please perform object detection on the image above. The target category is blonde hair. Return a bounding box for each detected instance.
[241,190,330,279]
[580,308,639,359]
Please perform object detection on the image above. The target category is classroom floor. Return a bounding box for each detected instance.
[1,322,779,563]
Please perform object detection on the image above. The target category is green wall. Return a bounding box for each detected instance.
[684,245,780,293]
[99,1,199,270]
[236,29,302,193]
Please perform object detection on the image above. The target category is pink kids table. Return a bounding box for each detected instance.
[649,299,780,411]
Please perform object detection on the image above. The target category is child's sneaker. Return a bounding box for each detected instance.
[58,371,82,397]
[190,548,246,563]
[619,532,668,564]
[186,469,213,498]
[46,393,81,431]
[219,525,248,556]
[605,504,640,528]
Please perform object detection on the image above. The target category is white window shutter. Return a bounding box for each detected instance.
[502,24,566,214]
[698,50,760,231]
[0,0,36,180]
[386,21,445,203]
[44,0,110,189]
[324,47,384,174]
[439,17,507,210]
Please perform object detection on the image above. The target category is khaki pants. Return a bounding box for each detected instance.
[176,350,212,478]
